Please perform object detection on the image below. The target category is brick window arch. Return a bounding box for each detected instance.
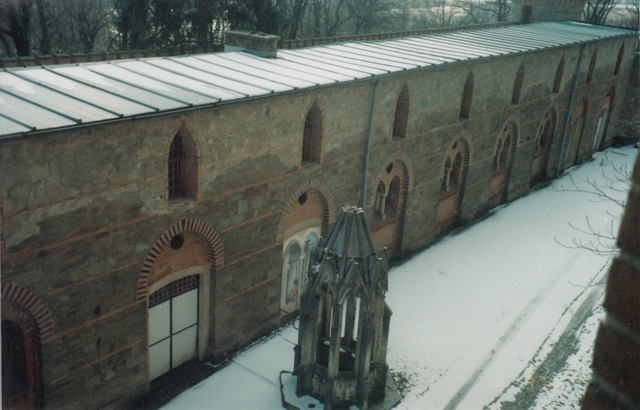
[392,85,410,140]
[531,107,558,187]
[614,43,624,75]
[459,72,474,120]
[553,56,565,94]
[511,63,525,105]
[302,101,323,164]
[586,48,597,84]
[437,136,471,230]
[442,141,468,193]
[166,124,200,201]
[489,120,518,207]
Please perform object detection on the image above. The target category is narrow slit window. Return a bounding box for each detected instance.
[511,64,524,105]
[302,102,323,164]
[553,56,564,93]
[392,85,410,139]
[168,135,186,200]
[614,43,624,75]
[586,49,597,84]
[459,72,474,120]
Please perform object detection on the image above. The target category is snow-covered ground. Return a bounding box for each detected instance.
[162,146,637,410]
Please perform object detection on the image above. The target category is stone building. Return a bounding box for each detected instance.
[0,6,637,409]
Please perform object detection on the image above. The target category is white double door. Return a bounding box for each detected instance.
[148,278,198,381]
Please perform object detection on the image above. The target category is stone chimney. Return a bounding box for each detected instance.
[510,0,588,24]
[224,30,280,58]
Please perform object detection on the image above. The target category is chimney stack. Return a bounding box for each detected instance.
[224,31,280,58]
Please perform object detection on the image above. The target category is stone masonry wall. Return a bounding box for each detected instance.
[0,32,636,409]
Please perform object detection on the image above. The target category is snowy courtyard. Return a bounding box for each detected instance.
[161,146,637,410]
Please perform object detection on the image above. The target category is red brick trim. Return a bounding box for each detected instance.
[1,283,54,342]
[277,179,336,242]
[137,219,224,301]
[494,116,521,154]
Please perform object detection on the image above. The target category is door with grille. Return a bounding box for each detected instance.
[148,275,199,381]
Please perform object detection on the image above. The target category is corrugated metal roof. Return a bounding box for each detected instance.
[0,21,635,140]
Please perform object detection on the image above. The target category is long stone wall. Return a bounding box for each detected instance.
[0,32,636,409]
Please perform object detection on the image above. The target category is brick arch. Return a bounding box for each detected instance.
[277,179,336,243]
[536,103,560,144]
[1,283,54,342]
[438,131,474,181]
[368,151,415,209]
[164,122,202,201]
[137,219,223,301]
[492,116,521,157]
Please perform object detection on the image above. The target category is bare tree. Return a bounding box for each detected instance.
[554,152,633,255]
[0,0,33,56]
[345,0,394,34]
[454,0,510,24]
[583,0,619,25]
[410,0,461,28]
[303,0,349,38]
[62,0,112,52]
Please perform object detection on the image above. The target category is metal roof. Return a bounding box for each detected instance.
[0,21,635,140]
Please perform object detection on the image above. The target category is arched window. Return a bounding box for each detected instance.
[168,135,186,199]
[374,182,386,217]
[302,102,323,164]
[283,242,302,305]
[553,56,565,94]
[392,85,410,139]
[459,72,474,120]
[167,125,199,201]
[511,64,525,105]
[497,135,512,170]
[450,152,463,189]
[387,176,401,214]
[586,49,597,84]
[614,43,624,75]
[2,321,28,405]
[303,233,319,278]
[539,120,551,152]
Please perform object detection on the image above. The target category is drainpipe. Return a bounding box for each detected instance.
[361,79,379,210]
[556,43,585,177]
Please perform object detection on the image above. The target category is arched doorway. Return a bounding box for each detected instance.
[2,299,42,409]
[488,121,518,207]
[278,183,334,315]
[531,107,557,186]
[437,136,470,232]
[371,159,409,259]
[141,224,220,382]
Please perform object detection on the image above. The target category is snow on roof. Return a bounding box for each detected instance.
[0,21,634,140]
